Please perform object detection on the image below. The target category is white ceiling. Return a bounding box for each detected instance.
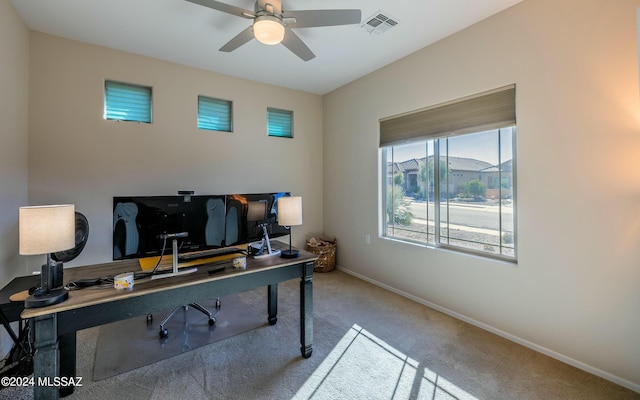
[11,0,522,95]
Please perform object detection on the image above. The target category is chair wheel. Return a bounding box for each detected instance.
[159,328,168,338]
[208,317,216,326]
[215,299,221,309]
[146,314,153,324]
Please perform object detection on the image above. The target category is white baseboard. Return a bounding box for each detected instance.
[335,265,640,394]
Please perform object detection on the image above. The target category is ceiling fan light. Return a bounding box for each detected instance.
[253,16,285,45]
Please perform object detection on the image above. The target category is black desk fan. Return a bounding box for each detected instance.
[51,212,89,264]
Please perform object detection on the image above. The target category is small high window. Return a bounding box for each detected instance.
[267,107,293,138]
[198,96,233,132]
[104,80,152,123]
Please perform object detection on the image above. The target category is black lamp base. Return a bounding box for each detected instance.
[24,287,68,309]
[280,249,300,259]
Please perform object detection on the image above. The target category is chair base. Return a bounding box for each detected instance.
[158,299,220,338]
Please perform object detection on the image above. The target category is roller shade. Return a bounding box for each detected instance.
[379,84,515,147]
[198,96,233,132]
[104,80,152,123]
[267,107,293,138]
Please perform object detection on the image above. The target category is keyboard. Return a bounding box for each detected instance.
[178,247,243,262]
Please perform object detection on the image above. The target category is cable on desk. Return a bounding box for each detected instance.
[66,238,171,290]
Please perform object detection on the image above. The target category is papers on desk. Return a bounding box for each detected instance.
[138,245,246,271]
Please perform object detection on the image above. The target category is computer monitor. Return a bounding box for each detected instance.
[112,192,290,261]
[112,194,226,260]
[224,192,289,247]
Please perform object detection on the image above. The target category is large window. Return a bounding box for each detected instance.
[381,85,517,261]
[104,80,152,123]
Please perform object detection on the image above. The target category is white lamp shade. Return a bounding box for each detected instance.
[253,16,285,45]
[19,204,75,255]
[278,196,302,226]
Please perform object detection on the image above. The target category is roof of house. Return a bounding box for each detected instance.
[479,159,513,173]
[389,157,514,175]
[390,156,494,173]
[447,157,493,172]
[397,158,421,172]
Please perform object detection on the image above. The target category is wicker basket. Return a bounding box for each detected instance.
[306,238,336,273]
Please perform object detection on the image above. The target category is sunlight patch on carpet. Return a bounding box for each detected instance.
[293,324,479,400]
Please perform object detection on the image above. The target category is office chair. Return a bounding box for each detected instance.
[144,232,220,338]
[155,298,221,338]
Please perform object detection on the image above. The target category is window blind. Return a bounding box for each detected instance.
[379,84,515,147]
[267,108,293,138]
[198,96,233,132]
[104,80,152,123]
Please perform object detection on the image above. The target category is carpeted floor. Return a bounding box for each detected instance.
[2,270,639,399]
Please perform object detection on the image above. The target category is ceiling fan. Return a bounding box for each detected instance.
[186,0,362,61]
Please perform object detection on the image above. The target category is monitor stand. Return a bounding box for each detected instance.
[250,224,281,259]
[151,238,197,280]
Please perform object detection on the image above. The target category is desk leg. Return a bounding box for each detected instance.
[267,284,278,325]
[59,332,76,397]
[300,261,314,358]
[32,314,60,400]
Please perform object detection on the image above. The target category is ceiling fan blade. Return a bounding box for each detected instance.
[281,28,315,61]
[284,9,361,28]
[185,0,255,19]
[219,26,255,52]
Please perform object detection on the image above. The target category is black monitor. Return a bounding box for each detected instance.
[112,192,290,261]
[112,195,226,260]
[224,192,290,247]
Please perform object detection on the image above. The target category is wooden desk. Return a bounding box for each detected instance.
[22,248,316,400]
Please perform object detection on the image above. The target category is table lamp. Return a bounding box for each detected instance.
[278,196,302,258]
[19,204,75,308]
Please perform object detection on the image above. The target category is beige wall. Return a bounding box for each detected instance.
[0,0,29,284]
[27,32,323,268]
[324,0,640,392]
[0,0,29,357]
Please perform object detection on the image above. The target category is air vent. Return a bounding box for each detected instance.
[361,11,399,34]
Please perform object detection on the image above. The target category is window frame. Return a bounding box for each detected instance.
[197,95,233,132]
[267,107,294,138]
[381,127,517,262]
[104,80,152,123]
